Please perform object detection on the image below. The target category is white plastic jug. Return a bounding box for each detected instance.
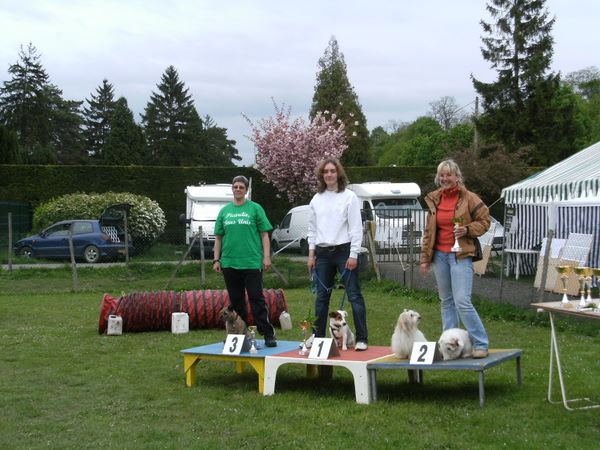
[171,312,189,334]
[279,311,292,330]
[107,315,123,335]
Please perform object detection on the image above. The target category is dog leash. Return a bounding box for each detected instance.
[310,269,351,310]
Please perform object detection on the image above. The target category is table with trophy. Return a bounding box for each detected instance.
[530,265,600,411]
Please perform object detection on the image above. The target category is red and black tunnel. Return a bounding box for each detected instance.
[98,289,288,334]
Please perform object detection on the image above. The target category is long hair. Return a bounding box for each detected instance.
[434,159,464,187]
[315,158,349,193]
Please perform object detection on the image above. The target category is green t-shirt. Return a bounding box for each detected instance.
[214,200,272,269]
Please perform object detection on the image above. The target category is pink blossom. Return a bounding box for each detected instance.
[242,101,347,203]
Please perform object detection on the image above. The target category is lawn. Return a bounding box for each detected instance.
[1,260,599,448]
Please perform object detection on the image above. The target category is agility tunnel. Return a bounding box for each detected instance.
[99,289,288,334]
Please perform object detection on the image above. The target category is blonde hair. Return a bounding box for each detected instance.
[434,159,463,187]
[315,158,349,193]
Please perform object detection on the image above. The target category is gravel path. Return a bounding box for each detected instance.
[378,263,562,310]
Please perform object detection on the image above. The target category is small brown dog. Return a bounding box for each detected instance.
[219,306,250,339]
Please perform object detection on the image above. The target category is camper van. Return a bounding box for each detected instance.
[347,181,424,248]
[270,205,310,255]
[180,184,239,256]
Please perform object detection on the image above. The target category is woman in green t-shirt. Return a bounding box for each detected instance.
[213,175,276,347]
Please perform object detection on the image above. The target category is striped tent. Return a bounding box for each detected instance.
[501,141,600,275]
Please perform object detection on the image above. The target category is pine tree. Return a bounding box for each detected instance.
[0,43,59,163]
[471,0,581,163]
[201,115,241,167]
[0,43,84,164]
[103,97,147,165]
[141,66,203,166]
[83,79,117,160]
[310,37,371,166]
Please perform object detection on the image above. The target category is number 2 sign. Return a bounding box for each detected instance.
[409,342,436,365]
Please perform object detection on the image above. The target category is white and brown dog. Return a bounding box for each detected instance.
[329,310,355,350]
[219,306,250,339]
[391,309,427,359]
[437,328,472,360]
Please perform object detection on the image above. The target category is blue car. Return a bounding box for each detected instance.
[14,205,134,263]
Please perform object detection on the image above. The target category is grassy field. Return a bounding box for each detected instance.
[1,259,599,448]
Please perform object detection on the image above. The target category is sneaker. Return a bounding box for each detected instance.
[472,349,488,359]
[355,341,368,351]
[264,337,277,347]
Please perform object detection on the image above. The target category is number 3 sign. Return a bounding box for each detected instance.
[222,334,250,355]
[409,342,437,365]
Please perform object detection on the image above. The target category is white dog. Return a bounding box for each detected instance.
[391,309,427,358]
[437,328,473,360]
[329,310,355,350]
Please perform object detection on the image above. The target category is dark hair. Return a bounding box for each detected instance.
[232,175,249,188]
[315,158,348,193]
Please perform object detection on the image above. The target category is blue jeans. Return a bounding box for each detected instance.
[432,250,488,350]
[313,246,368,343]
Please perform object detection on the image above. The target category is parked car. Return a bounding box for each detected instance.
[13,205,133,263]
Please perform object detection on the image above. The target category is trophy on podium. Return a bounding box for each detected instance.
[298,319,312,355]
[248,325,258,354]
[451,217,463,252]
[555,265,573,306]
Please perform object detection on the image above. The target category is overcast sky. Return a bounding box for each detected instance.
[1,0,598,166]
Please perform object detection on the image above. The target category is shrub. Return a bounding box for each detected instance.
[33,192,166,249]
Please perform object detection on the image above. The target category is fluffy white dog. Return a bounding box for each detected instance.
[437,328,473,360]
[391,309,427,358]
[329,310,355,351]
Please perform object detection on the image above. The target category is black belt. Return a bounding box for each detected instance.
[318,242,351,252]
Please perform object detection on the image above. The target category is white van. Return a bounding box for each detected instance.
[270,205,310,255]
[180,184,244,256]
[347,182,424,248]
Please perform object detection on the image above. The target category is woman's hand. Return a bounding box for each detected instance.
[345,257,358,271]
[307,256,316,272]
[454,225,468,238]
[419,262,430,277]
[263,255,271,271]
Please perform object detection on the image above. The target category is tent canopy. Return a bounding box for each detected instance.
[501,141,600,204]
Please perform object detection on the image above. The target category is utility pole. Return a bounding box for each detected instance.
[473,96,479,151]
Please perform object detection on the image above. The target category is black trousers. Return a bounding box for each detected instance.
[222,267,275,339]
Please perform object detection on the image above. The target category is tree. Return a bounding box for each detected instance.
[244,102,347,204]
[310,37,371,166]
[102,97,147,165]
[0,43,59,163]
[0,43,85,164]
[141,65,204,166]
[0,124,23,163]
[563,66,600,101]
[83,79,117,160]
[427,96,469,131]
[201,115,241,166]
[471,0,581,164]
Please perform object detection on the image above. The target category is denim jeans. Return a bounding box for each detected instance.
[432,250,489,350]
[313,246,368,343]
[222,268,275,339]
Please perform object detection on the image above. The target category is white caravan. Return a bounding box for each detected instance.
[347,181,424,248]
[180,183,246,256]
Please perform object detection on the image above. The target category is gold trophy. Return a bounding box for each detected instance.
[248,325,258,354]
[584,267,594,303]
[298,319,312,356]
[555,265,573,306]
[593,268,600,301]
[451,217,463,252]
[573,267,589,308]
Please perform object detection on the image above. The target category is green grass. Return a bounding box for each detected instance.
[1,260,599,448]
